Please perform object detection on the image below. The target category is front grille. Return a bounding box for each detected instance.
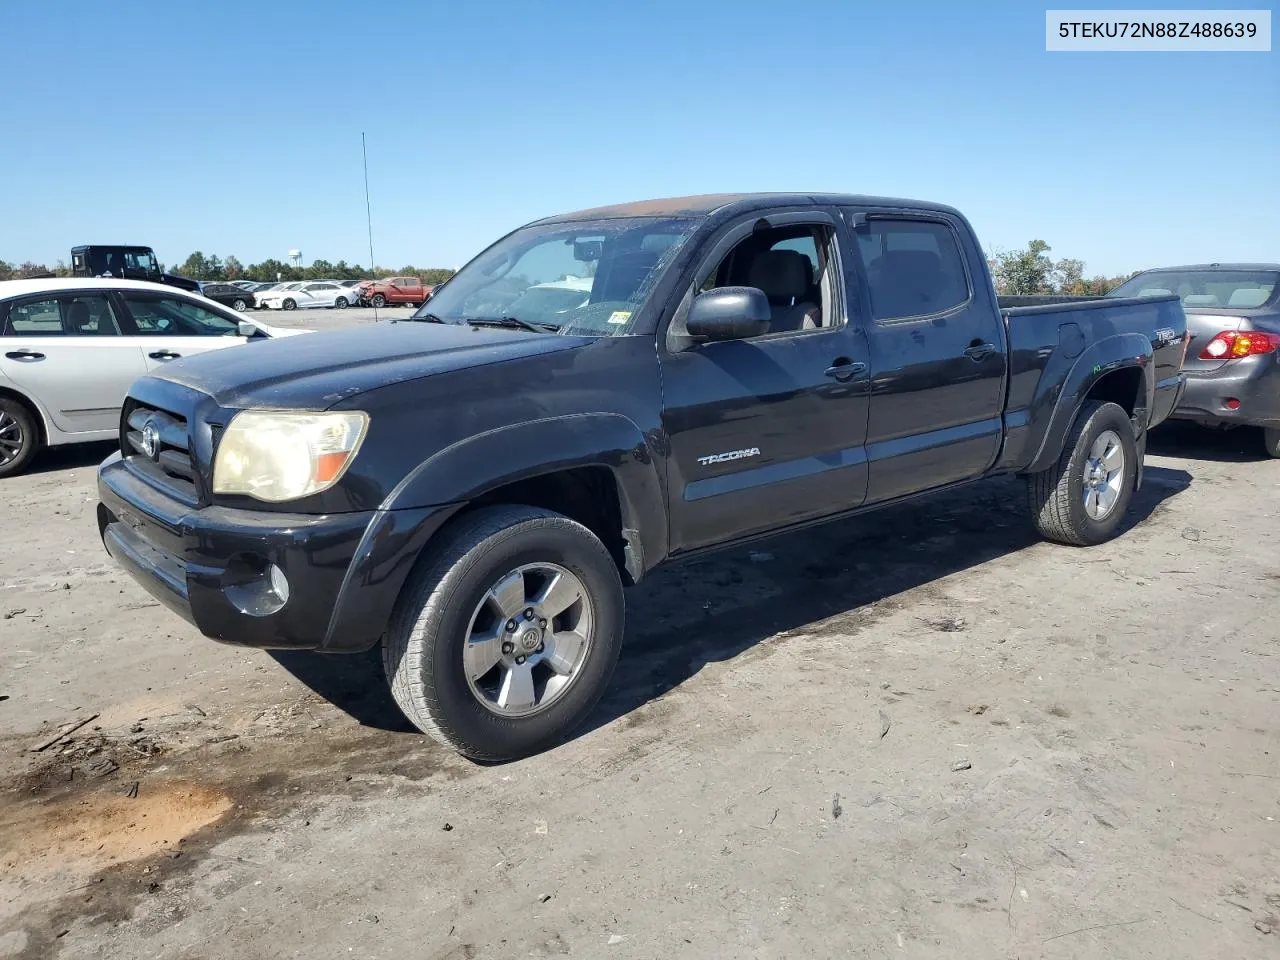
[121,400,199,505]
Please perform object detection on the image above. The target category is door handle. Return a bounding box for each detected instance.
[824,359,868,382]
[964,341,996,361]
[148,350,181,360]
[4,350,45,362]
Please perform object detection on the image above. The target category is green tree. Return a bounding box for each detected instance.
[992,240,1055,295]
[223,255,244,280]
[176,251,213,280]
[0,260,13,281]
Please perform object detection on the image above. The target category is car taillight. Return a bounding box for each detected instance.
[1198,331,1280,360]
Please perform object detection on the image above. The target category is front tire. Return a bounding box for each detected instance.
[382,506,624,761]
[0,399,41,478]
[1264,428,1280,458]
[335,296,349,309]
[1026,400,1138,546]
[371,293,386,308]
[232,298,248,312]
[282,298,296,311]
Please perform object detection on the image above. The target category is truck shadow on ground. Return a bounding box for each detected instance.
[267,467,1192,741]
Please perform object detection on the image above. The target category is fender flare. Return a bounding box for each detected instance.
[1024,333,1153,475]
[382,412,668,579]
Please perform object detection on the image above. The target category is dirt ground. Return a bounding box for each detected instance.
[1,314,1277,959]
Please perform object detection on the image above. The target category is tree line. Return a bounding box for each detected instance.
[0,254,455,286]
[988,240,1134,296]
[4,241,1133,294]
[170,252,456,286]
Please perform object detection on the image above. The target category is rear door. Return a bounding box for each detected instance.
[114,289,248,373]
[843,210,1008,503]
[0,292,147,435]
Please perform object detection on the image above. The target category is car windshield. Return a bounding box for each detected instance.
[414,217,698,335]
[1110,269,1279,309]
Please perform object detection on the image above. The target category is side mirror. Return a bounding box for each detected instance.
[238,320,258,338]
[686,287,771,342]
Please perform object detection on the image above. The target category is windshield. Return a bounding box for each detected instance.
[1110,269,1279,309]
[414,217,698,335]
[123,250,158,274]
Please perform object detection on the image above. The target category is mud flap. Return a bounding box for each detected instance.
[1134,424,1146,492]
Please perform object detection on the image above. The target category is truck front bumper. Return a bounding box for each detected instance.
[1171,354,1280,428]
[97,452,456,652]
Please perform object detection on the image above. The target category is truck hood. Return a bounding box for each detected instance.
[151,320,587,409]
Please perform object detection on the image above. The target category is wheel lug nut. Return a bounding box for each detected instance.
[506,620,517,632]
[539,619,547,628]
[502,641,514,654]
[537,642,545,653]
[524,608,534,620]
[515,655,526,665]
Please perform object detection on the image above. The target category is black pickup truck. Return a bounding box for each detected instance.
[97,193,1187,760]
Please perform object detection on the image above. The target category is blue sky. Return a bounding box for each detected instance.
[0,0,1275,276]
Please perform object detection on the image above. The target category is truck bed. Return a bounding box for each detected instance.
[995,293,1187,473]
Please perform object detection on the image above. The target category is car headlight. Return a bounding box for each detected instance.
[213,410,369,501]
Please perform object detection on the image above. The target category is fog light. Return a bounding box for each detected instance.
[223,555,290,617]
[1225,398,1241,410]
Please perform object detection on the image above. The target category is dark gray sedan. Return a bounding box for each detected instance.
[1110,264,1280,457]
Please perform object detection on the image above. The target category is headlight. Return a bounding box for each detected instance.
[213,410,369,502]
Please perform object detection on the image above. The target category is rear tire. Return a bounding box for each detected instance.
[1264,428,1280,458]
[1026,400,1138,546]
[0,398,41,479]
[382,506,624,762]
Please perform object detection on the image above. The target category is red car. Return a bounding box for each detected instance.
[359,277,430,307]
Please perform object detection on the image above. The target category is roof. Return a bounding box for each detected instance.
[0,277,194,299]
[1137,263,1280,272]
[536,192,962,224]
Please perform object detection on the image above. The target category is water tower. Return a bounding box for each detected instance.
[288,249,303,270]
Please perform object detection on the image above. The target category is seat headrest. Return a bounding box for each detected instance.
[867,250,946,317]
[749,250,812,301]
[65,301,92,333]
[1182,294,1220,306]
[595,250,659,302]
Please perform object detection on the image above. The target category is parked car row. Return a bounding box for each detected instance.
[0,277,307,477]
[194,277,434,311]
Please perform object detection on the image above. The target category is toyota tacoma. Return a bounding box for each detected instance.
[97,193,1188,760]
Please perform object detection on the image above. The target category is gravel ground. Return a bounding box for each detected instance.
[1,313,1277,959]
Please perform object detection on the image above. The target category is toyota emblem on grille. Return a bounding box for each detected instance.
[140,420,161,460]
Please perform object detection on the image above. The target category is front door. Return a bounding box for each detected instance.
[661,215,870,553]
[113,290,249,373]
[0,292,147,435]
[843,211,1008,503]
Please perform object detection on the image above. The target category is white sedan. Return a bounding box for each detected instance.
[257,281,357,310]
[0,277,306,477]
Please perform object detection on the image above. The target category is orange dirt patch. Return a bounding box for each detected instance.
[1,780,232,879]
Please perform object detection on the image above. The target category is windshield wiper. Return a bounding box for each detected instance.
[413,312,446,323]
[464,316,559,333]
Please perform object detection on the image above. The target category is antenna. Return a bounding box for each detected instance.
[362,132,379,321]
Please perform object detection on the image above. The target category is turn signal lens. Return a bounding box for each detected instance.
[1198,331,1280,360]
